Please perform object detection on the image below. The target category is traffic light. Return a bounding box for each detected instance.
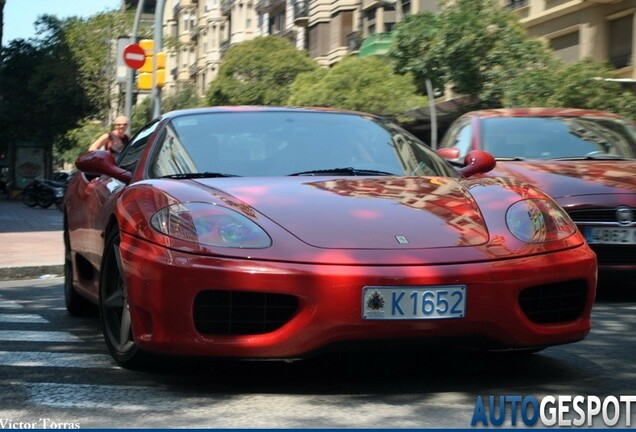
[137,39,166,90]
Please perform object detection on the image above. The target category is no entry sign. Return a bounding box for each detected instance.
[123,43,146,70]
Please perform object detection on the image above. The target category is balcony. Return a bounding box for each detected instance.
[189,63,199,77]
[221,0,234,15]
[256,0,285,13]
[293,1,308,26]
[358,32,394,57]
[347,31,362,53]
[504,0,528,9]
[220,40,231,57]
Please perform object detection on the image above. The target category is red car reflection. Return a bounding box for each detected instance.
[438,107,636,278]
[64,107,596,369]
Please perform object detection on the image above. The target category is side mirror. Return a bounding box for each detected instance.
[75,150,132,183]
[458,150,496,178]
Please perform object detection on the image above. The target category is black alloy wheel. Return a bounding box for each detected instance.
[99,229,148,369]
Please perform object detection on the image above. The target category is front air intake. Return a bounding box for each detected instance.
[518,280,587,324]
[193,290,299,335]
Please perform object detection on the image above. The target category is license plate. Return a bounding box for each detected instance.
[584,227,636,245]
[362,285,466,320]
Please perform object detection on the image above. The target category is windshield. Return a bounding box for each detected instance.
[148,111,456,178]
[481,116,636,159]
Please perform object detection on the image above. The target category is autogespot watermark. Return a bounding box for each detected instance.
[471,395,636,427]
[0,419,80,429]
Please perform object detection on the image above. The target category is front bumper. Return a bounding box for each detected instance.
[120,233,597,358]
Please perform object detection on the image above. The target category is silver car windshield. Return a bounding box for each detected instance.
[482,117,636,159]
[148,111,456,178]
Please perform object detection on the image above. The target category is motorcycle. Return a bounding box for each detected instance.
[22,178,67,211]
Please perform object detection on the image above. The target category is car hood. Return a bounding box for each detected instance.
[194,176,489,249]
[490,160,636,198]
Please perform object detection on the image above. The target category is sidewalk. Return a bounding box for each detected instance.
[0,197,64,280]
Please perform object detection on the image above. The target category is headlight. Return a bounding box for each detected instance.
[506,199,576,243]
[150,202,272,248]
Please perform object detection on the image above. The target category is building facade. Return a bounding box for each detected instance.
[156,0,634,97]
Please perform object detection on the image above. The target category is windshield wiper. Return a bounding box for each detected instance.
[495,157,526,161]
[548,154,632,161]
[288,167,395,176]
[161,172,240,179]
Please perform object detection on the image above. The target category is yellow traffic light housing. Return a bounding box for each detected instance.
[137,39,166,90]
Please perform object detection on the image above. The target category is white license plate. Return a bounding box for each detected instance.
[362,286,466,320]
[584,227,636,245]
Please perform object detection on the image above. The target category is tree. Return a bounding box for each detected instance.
[389,0,635,120]
[207,36,318,106]
[288,55,427,121]
[61,10,135,118]
[502,58,636,120]
[390,0,553,106]
[0,19,93,152]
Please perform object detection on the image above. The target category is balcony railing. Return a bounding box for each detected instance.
[505,0,528,9]
[293,1,308,25]
[220,40,231,57]
[221,0,234,15]
[610,53,632,69]
[358,32,394,57]
[347,31,362,52]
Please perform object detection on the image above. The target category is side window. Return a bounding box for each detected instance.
[455,123,473,158]
[117,120,160,174]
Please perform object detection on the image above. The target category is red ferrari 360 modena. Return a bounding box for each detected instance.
[64,107,597,369]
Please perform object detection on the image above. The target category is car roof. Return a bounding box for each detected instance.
[462,107,624,120]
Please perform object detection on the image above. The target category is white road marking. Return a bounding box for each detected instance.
[0,313,48,323]
[0,330,81,342]
[0,351,116,368]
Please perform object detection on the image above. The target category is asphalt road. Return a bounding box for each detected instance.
[0,277,635,429]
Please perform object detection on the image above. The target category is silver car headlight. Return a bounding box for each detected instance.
[150,202,272,248]
[506,199,577,243]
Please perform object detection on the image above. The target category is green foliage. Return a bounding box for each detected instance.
[502,58,636,120]
[288,56,427,121]
[388,0,636,120]
[61,10,135,116]
[390,12,446,94]
[162,82,204,112]
[207,36,318,106]
[0,21,92,151]
[54,120,107,166]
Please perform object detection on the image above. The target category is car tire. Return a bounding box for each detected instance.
[63,222,96,317]
[22,186,37,207]
[36,190,54,209]
[99,228,149,369]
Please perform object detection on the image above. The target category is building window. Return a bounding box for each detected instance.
[609,14,633,69]
[401,0,411,16]
[549,31,579,63]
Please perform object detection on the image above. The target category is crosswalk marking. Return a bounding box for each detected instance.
[19,382,184,411]
[0,313,49,323]
[0,297,24,309]
[0,330,82,342]
[0,351,116,368]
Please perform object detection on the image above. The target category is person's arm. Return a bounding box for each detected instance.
[89,133,110,151]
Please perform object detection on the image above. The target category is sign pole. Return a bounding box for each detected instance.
[124,0,145,135]
[152,0,166,118]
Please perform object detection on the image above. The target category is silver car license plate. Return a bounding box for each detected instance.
[362,285,466,320]
[585,227,636,245]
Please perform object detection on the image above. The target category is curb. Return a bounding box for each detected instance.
[0,265,64,281]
